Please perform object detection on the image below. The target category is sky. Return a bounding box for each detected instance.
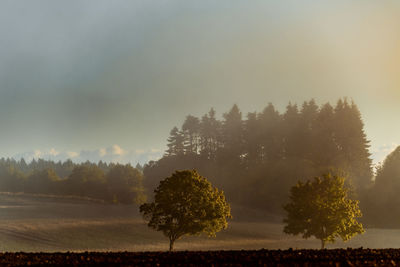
[0,0,399,165]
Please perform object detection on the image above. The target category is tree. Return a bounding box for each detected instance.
[283,173,364,249]
[199,108,221,161]
[140,170,231,251]
[25,169,60,194]
[165,126,185,156]
[219,104,244,164]
[333,99,372,191]
[374,146,400,193]
[65,164,106,199]
[182,115,200,154]
[106,164,146,204]
[258,103,283,163]
[365,146,400,226]
[243,111,262,166]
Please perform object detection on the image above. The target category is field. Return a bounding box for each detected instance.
[0,193,400,252]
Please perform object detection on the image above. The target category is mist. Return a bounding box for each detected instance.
[0,0,398,163]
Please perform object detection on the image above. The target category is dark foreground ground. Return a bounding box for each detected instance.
[1,249,400,266]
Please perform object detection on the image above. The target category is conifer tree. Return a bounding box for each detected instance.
[220,104,244,164]
[258,103,283,163]
[182,115,200,154]
[165,126,185,156]
[199,108,220,161]
[334,99,372,190]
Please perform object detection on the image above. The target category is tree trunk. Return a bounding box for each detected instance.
[321,239,325,249]
[169,238,175,251]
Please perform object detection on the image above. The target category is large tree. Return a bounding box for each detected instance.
[283,173,364,249]
[140,170,231,251]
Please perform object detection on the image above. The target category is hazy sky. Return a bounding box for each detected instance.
[0,0,399,164]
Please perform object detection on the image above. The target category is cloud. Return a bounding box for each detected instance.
[67,151,79,158]
[12,145,163,165]
[49,148,59,156]
[99,148,107,157]
[112,144,125,156]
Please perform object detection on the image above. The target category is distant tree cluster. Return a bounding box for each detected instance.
[0,159,146,204]
[144,99,372,213]
[363,146,400,227]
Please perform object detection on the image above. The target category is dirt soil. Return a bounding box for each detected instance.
[0,249,400,266]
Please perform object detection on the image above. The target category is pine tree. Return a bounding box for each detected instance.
[312,103,338,168]
[282,102,301,159]
[182,115,200,155]
[199,108,221,161]
[220,104,244,164]
[333,99,372,190]
[258,103,283,163]
[244,111,262,167]
[165,127,185,156]
[298,99,319,161]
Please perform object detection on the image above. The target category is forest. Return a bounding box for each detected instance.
[0,98,398,227]
[143,98,399,227]
[0,158,146,204]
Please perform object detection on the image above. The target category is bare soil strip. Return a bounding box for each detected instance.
[0,249,399,266]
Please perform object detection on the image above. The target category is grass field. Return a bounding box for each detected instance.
[0,192,399,252]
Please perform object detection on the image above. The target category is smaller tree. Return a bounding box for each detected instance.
[140,170,231,251]
[283,173,364,249]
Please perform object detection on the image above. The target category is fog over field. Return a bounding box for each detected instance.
[0,194,400,252]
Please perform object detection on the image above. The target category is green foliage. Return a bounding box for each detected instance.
[106,164,146,204]
[25,169,60,194]
[140,170,231,251]
[283,174,364,248]
[65,165,106,199]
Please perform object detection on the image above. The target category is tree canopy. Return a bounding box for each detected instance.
[140,170,231,251]
[283,174,364,248]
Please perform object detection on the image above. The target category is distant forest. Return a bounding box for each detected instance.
[0,98,399,228]
[0,158,146,204]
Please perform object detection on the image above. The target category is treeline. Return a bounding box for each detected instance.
[144,99,373,213]
[0,159,146,204]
